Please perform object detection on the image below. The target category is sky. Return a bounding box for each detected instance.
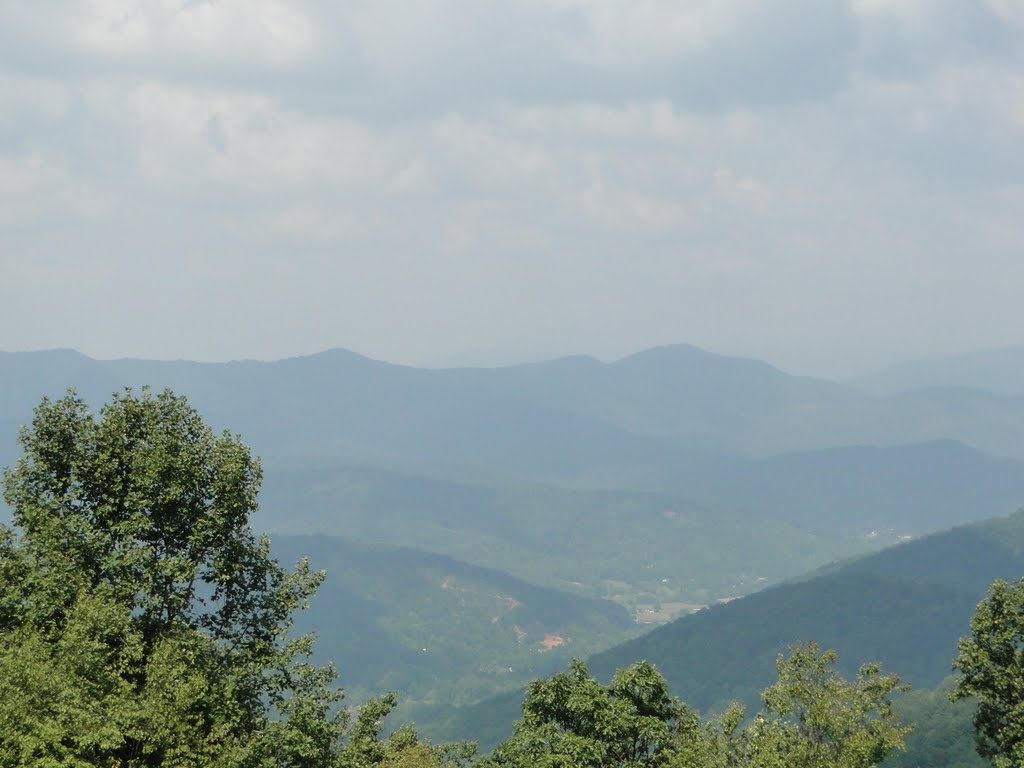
[1,1,1023,377]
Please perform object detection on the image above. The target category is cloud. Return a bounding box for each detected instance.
[852,0,1021,78]
[0,1,1022,373]
[0,0,872,113]
[1,1,316,71]
[0,2,1015,125]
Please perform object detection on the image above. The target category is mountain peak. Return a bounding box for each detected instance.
[612,343,788,380]
[0,348,94,362]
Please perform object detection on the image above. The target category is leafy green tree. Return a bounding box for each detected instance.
[486,645,908,768]
[378,724,476,768]
[0,388,417,767]
[680,643,908,768]
[751,642,910,768]
[952,578,1024,768]
[483,658,694,768]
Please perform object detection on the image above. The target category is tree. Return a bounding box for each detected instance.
[0,389,343,766]
[486,644,909,768]
[750,642,910,768]
[484,658,694,768]
[952,578,1024,768]
[673,643,908,768]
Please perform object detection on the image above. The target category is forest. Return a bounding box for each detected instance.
[1,386,1023,768]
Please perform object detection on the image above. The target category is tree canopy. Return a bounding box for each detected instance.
[952,577,1024,768]
[484,644,908,768]
[0,388,462,768]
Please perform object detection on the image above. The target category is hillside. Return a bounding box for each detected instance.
[258,465,887,609]
[885,678,985,768]
[671,439,1024,535]
[430,511,1024,750]
[0,349,675,484]
[456,344,865,455]
[269,534,635,712]
[254,441,1024,608]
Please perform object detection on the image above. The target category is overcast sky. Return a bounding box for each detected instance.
[1,1,1022,376]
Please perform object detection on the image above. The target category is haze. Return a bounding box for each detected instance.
[2,1,1022,377]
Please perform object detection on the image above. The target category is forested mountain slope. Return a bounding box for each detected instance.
[0,349,675,483]
[452,344,862,454]
[256,534,635,713]
[885,678,986,768]
[259,465,883,608]
[431,511,1024,750]
[670,439,1024,535]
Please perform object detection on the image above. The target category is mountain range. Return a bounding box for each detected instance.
[3,342,1024,736]
[6,344,1024,472]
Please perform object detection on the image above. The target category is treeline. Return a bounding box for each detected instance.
[482,645,909,768]
[0,389,1020,767]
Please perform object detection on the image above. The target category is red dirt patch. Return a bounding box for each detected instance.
[539,633,567,650]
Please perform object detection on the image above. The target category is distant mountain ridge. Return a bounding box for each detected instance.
[855,345,1024,396]
[677,439,1024,535]
[6,343,1024,465]
[5,344,1024,606]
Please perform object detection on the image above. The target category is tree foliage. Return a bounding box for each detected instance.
[0,389,459,768]
[952,577,1024,768]
[485,644,908,768]
[751,642,910,768]
[483,658,692,768]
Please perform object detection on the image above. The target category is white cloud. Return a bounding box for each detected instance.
[0,1,1022,371]
[0,153,109,227]
[554,0,720,68]
[74,0,317,65]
